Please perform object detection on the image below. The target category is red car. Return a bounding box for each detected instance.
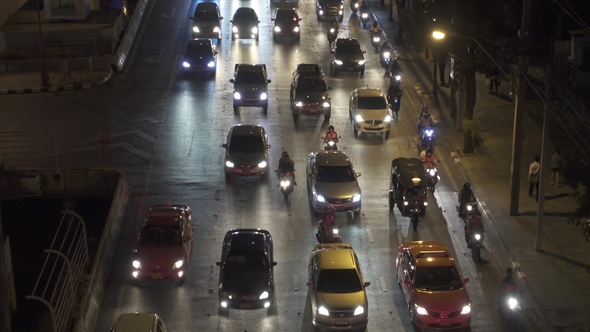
[131,205,193,283]
[396,241,471,329]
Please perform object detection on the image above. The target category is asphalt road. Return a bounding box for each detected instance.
[0,0,542,331]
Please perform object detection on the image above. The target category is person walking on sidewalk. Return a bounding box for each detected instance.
[550,148,562,188]
[528,155,541,200]
[486,65,500,94]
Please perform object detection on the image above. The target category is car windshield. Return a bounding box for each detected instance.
[276,12,297,22]
[229,136,264,153]
[194,12,219,21]
[186,44,211,57]
[234,12,257,22]
[297,79,326,91]
[317,269,362,293]
[336,43,361,54]
[317,165,356,182]
[415,266,463,291]
[320,0,342,5]
[358,96,387,109]
[139,225,182,247]
[235,70,266,84]
[224,252,269,272]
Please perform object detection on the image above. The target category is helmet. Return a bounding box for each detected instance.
[373,21,378,27]
[422,105,429,112]
[506,268,513,277]
[463,182,471,190]
[328,125,335,131]
[426,148,432,155]
[282,151,289,158]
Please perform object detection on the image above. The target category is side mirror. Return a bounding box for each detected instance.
[214,51,218,55]
[220,16,223,20]
[463,278,470,285]
[356,173,361,177]
[229,79,235,83]
[327,86,332,90]
[267,79,272,84]
[404,279,412,287]
[222,143,227,148]
[271,18,275,21]
[299,18,302,21]
[230,20,233,23]
[309,174,315,178]
[306,282,314,288]
[364,281,371,287]
[272,262,277,267]
[362,50,366,54]
[215,262,221,267]
[331,50,335,53]
[267,144,271,149]
[185,236,192,242]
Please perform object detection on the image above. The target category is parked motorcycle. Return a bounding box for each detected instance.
[371,33,381,52]
[327,27,337,44]
[322,136,341,151]
[498,294,521,331]
[360,11,370,29]
[316,224,343,244]
[426,164,439,193]
[277,170,294,203]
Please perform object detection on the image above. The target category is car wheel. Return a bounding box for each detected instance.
[255,34,259,41]
[217,37,221,43]
[389,193,394,211]
[263,106,268,114]
[224,173,232,183]
[384,130,390,141]
[324,112,330,120]
[218,306,229,317]
[353,127,359,138]
[231,35,235,41]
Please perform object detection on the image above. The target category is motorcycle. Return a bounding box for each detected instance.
[468,230,484,262]
[276,170,294,203]
[360,11,370,29]
[389,69,402,84]
[407,199,423,231]
[371,32,381,52]
[322,136,341,151]
[459,201,477,220]
[316,224,343,244]
[420,126,435,148]
[380,50,392,68]
[387,93,401,120]
[350,0,361,14]
[426,164,439,193]
[327,27,337,44]
[498,293,521,331]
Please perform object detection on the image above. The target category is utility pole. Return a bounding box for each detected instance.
[509,0,532,215]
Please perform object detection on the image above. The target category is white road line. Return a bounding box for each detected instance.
[293,275,299,291]
[379,276,388,292]
[366,228,374,243]
[212,226,217,240]
[289,227,294,241]
[207,272,215,293]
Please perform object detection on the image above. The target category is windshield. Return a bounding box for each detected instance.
[186,44,212,57]
[415,266,463,291]
[317,165,356,182]
[358,96,387,109]
[194,12,219,21]
[224,252,268,272]
[297,79,326,91]
[229,136,264,154]
[275,12,297,22]
[235,71,266,84]
[139,225,182,247]
[234,12,257,22]
[336,43,361,54]
[317,269,362,293]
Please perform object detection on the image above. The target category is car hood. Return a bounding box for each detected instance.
[135,245,185,269]
[227,152,267,166]
[235,83,266,91]
[355,108,389,120]
[222,270,271,294]
[275,21,299,28]
[233,20,258,27]
[185,55,214,64]
[334,52,364,62]
[195,22,220,28]
[316,290,367,310]
[414,288,470,312]
[294,91,328,102]
[314,181,360,199]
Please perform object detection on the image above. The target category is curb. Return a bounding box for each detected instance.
[0,70,113,95]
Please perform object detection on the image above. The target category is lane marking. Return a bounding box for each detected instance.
[366,228,374,243]
[212,226,217,240]
[379,276,388,292]
[293,274,299,291]
[289,227,294,241]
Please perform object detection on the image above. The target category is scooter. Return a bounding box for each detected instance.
[350,0,361,14]
[420,126,435,149]
[498,293,521,331]
[316,224,343,244]
[380,50,392,68]
[322,136,341,151]
[277,170,294,203]
[360,11,370,29]
[327,27,337,44]
[387,93,401,120]
[459,201,477,220]
[389,69,402,84]
[426,164,439,193]
[371,33,381,53]
[467,230,484,262]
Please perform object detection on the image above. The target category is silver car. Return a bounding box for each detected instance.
[349,87,392,140]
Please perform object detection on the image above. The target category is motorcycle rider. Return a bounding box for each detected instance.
[388,57,401,76]
[417,107,435,137]
[277,151,296,185]
[380,40,393,64]
[465,204,484,247]
[498,268,518,312]
[318,208,337,243]
[359,1,370,24]
[458,182,476,217]
[370,21,381,34]
[387,78,402,105]
[324,125,339,143]
[330,17,339,31]
[421,148,437,167]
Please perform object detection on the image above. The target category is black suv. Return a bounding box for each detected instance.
[290,64,332,121]
[190,2,222,41]
[316,0,344,21]
[330,38,366,77]
[272,8,302,41]
[230,7,260,41]
[229,64,271,112]
[181,39,217,78]
[216,229,277,312]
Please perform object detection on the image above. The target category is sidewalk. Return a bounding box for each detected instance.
[368,0,590,331]
[0,70,112,95]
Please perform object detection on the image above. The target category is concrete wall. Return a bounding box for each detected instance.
[0,0,28,26]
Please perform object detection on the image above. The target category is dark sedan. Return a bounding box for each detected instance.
[230,7,260,41]
[216,229,277,312]
[272,8,301,41]
[182,39,217,78]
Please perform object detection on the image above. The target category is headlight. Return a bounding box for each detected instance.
[182,61,190,68]
[508,298,518,310]
[322,101,330,108]
[132,260,141,269]
[318,306,329,316]
[207,61,215,68]
[340,4,343,8]
[423,201,428,206]
[461,305,472,314]
[474,233,482,241]
[274,26,281,32]
[259,291,269,300]
[232,26,238,33]
[425,129,434,136]
[280,180,290,187]
[225,160,234,168]
[384,115,391,123]
[258,161,267,168]
[233,92,241,100]
[355,114,363,122]
[213,27,219,33]
[316,195,326,203]
[467,205,473,211]
[319,10,324,15]
[328,141,335,146]
[260,92,268,100]
[415,305,428,315]
[352,193,361,202]
[358,60,366,65]
[295,101,303,107]
[332,228,339,235]
[429,169,436,176]
[395,75,401,81]
[383,52,391,58]
[173,260,184,269]
[193,27,199,33]
[373,36,380,42]
[338,10,343,14]
[354,306,364,315]
[404,201,409,206]
[293,26,300,32]
[354,3,359,8]
[334,59,343,65]
[252,27,258,34]
[361,13,368,18]
[330,28,335,33]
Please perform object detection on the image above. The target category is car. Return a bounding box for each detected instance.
[222,124,271,180]
[330,38,366,76]
[190,2,223,41]
[230,7,260,41]
[307,243,370,330]
[229,64,271,112]
[290,64,332,121]
[271,8,302,41]
[349,87,393,140]
[181,39,217,78]
[110,312,167,332]
[306,150,362,215]
[316,0,344,21]
[131,205,193,283]
[396,241,472,330]
[216,229,277,312]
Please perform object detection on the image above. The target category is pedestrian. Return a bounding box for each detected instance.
[486,65,500,94]
[550,148,562,187]
[528,155,541,200]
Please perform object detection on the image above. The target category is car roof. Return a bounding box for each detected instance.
[355,87,384,97]
[391,157,427,187]
[229,124,265,137]
[235,63,265,73]
[235,7,257,15]
[312,151,351,166]
[314,244,357,270]
[187,39,213,48]
[112,312,158,332]
[225,228,271,252]
[335,38,359,46]
[195,2,218,11]
[144,205,188,226]
[402,241,455,267]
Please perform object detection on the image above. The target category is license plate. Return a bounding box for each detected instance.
[242,170,251,175]
[306,109,319,113]
[439,320,451,327]
[335,318,348,325]
[152,273,163,279]
[346,67,354,71]
[239,303,252,309]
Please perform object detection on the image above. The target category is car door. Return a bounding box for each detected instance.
[400,251,413,305]
[308,253,320,310]
[349,92,357,118]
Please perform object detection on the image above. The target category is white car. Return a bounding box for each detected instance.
[349,87,392,140]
